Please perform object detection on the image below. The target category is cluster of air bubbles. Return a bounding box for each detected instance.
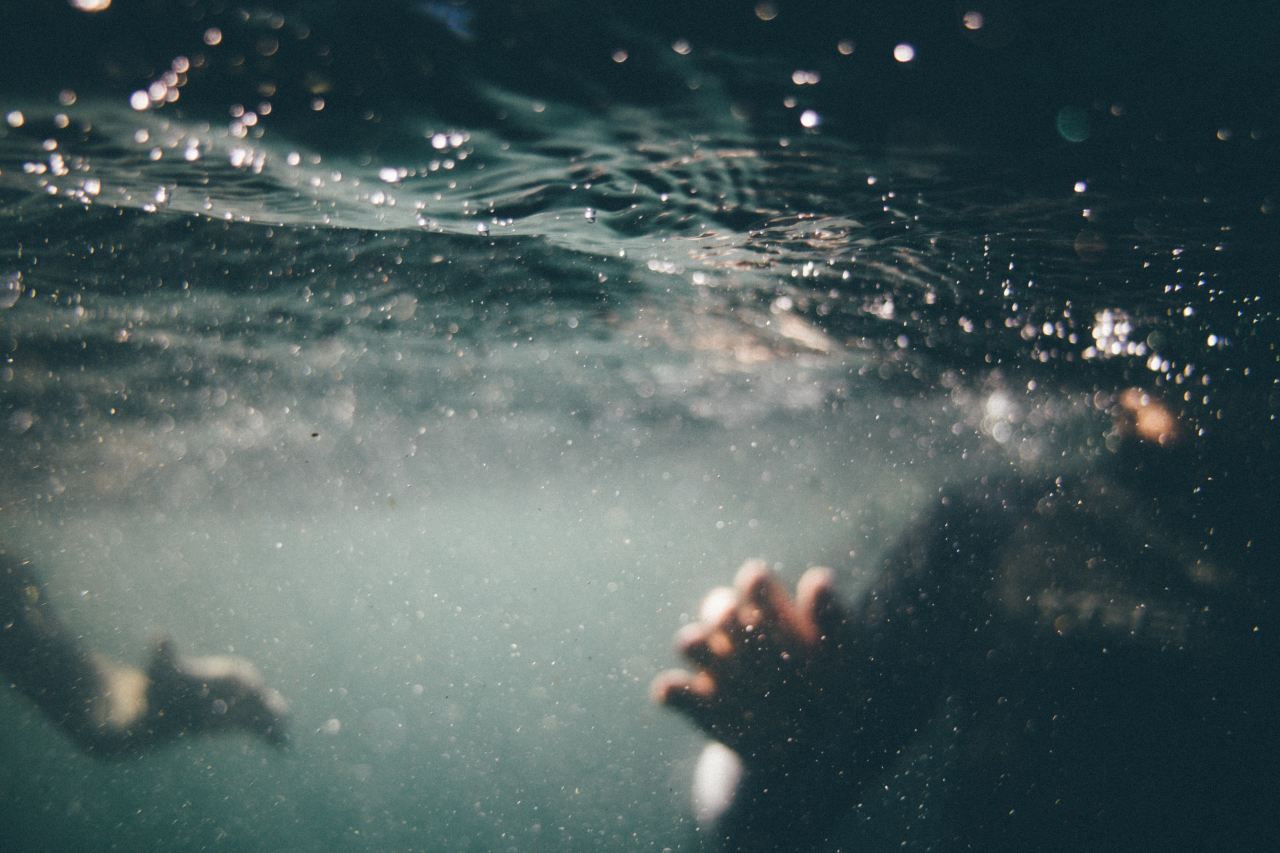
[1085,309,1144,360]
[229,103,271,139]
[228,145,267,173]
[428,131,469,151]
[130,56,193,112]
[18,133,107,204]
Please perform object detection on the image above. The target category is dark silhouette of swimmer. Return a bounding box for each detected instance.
[1,551,287,757]
[654,393,1277,851]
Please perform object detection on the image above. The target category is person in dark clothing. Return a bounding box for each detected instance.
[653,395,1276,851]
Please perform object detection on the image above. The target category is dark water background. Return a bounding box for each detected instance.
[1,1,1277,850]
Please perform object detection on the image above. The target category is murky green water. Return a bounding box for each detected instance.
[1,2,1277,850]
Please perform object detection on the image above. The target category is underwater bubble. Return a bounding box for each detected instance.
[1056,106,1090,142]
[0,272,23,309]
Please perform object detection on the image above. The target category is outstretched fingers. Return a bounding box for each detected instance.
[652,668,720,734]
[796,566,846,641]
[675,622,731,671]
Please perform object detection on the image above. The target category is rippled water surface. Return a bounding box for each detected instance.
[1,2,1277,851]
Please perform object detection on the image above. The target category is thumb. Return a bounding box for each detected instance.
[147,634,181,678]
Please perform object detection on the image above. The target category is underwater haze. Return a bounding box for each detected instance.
[1,1,1278,851]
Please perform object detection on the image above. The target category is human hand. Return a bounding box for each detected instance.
[651,560,856,768]
[142,637,289,748]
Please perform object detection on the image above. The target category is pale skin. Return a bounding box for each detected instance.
[1,552,288,757]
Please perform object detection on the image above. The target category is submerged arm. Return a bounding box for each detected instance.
[1,550,287,757]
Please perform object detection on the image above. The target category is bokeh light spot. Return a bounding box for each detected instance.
[1056,106,1090,142]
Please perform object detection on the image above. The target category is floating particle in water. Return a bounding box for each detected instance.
[755,3,778,22]
[584,207,597,223]
[800,109,821,129]
[1074,180,1088,193]
[203,27,223,46]
[1056,106,1090,142]
[69,0,111,11]
[9,410,35,434]
[962,10,985,30]
[0,272,23,309]
[893,43,916,63]
[672,39,692,56]
[612,49,628,63]
[4,111,24,128]
[791,70,821,85]
[378,166,401,183]
[475,221,490,236]
[837,39,855,56]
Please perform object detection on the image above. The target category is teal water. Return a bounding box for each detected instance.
[1,2,1278,850]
